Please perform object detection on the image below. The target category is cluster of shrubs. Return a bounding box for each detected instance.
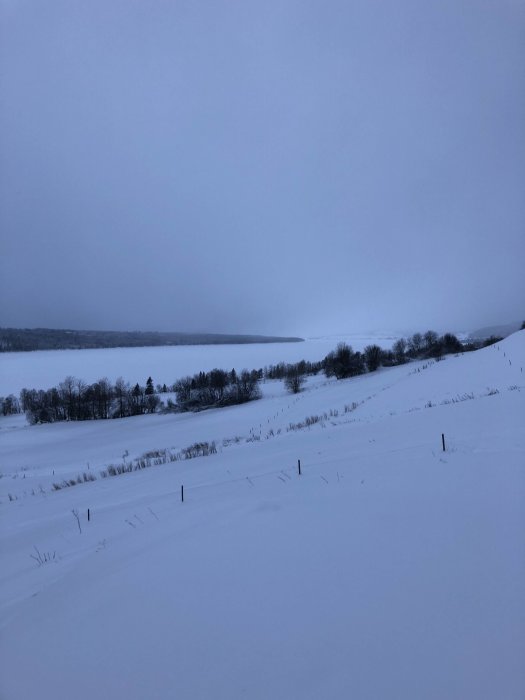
[0,394,21,415]
[258,360,322,395]
[287,409,340,432]
[171,360,326,407]
[52,472,96,490]
[172,368,261,411]
[50,441,218,489]
[263,359,323,380]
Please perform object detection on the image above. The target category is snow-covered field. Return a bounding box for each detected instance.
[1,332,524,699]
[0,333,399,397]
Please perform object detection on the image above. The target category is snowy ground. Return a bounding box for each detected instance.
[1,332,524,699]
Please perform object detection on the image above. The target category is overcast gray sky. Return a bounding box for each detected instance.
[1,0,524,336]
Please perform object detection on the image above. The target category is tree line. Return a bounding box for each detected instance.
[14,368,264,424]
[0,329,506,423]
[18,376,161,424]
[319,330,498,380]
[266,330,500,386]
[0,327,303,352]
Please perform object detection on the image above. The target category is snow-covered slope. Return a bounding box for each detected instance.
[1,333,524,699]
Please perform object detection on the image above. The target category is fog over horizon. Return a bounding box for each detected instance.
[1,1,524,339]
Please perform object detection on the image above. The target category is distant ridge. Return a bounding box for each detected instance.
[0,328,304,352]
[469,321,522,341]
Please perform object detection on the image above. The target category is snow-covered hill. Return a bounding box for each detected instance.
[1,332,524,699]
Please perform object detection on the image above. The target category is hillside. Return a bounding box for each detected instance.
[0,332,524,699]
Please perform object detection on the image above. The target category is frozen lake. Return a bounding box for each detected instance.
[0,333,399,396]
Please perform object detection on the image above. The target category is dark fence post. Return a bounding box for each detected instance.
[298,459,301,476]
[87,508,90,522]
[442,433,446,452]
[181,485,184,503]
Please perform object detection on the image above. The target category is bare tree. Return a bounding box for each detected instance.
[364,344,382,372]
[284,368,306,394]
[392,338,407,364]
